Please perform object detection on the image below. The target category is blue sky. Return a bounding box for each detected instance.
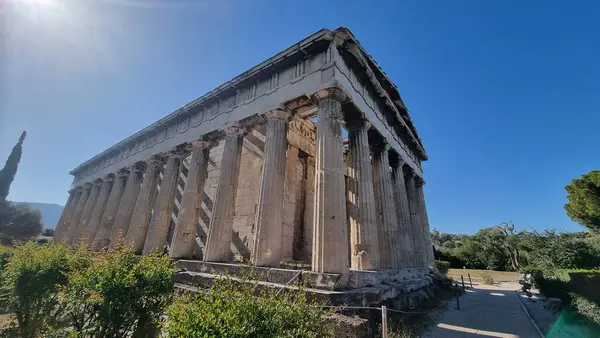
[1,0,598,234]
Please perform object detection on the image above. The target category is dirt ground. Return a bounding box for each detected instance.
[448,269,522,283]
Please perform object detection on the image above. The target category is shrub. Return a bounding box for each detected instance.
[482,272,494,285]
[165,276,332,338]
[571,293,600,325]
[1,242,90,338]
[60,247,175,338]
[434,260,450,275]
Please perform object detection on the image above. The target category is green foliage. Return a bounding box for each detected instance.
[0,131,26,203]
[0,204,43,245]
[1,242,90,338]
[565,170,600,232]
[165,276,332,338]
[481,272,494,285]
[434,260,450,275]
[433,226,600,272]
[60,247,175,338]
[571,293,600,325]
[536,269,600,325]
[41,229,55,237]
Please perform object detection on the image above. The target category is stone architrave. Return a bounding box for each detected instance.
[125,156,164,254]
[372,143,401,269]
[252,110,290,267]
[415,177,435,266]
[143,150,185,254]
[54,189,78,242]
[63,184,92,244]
[311,88,350,274]
[347,119,379,270]
[170,140,216,259]
[83,176,115,246]
[71,180,102,245]
[392,159,415,267]
[108,163,146,249]
[92,170,129,251]
[204,126,245,262]
[405,171,425,267]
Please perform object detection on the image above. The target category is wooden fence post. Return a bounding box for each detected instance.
[381,305,388,338]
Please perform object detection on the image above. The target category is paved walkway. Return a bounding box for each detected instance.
[424,283,544,338]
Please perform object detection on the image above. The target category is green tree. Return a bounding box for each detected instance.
[565,170,600,232]
[0,203,43,245]
[0,131,26,203]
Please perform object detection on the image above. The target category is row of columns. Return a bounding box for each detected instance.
[56,88,433,274]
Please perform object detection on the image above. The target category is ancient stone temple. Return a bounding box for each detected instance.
[55,27,438,303]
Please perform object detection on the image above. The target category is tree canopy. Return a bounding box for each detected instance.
[433,224,600,271]
[565,170,600,232]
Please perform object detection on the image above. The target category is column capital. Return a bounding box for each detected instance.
[221,124,246,136]
[405,169,416,180]
[93,178,104,187]
[264,109,291,121]
[104,173,116,182]
[370,140,390,154]
[166,148,187,159]
[129,161,147,174]
[83,182,94,190]
[117,168,130,178]
[313,86,348,103]
[146,155,166,167]
[346,118,371,131]
[188,139,218,151]
[415,176,426,186]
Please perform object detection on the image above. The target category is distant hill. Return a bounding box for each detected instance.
[10,202,64,229]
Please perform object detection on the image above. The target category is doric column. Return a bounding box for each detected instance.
[170,140,216,259]
[204,126,245,262]
[92,170,129,251]
[311,88,350,274]
[108,162,146,249]
[372,143,401,269]
[143,149,185,254]
[125,156,164,254]
[282,145,300,261]
[391,158,415,267]
[405,171,425,267]
[71,180,102,245]
[54,189,77,242]
[415,177,435,267]
[83,175,114,246]
[63,184,92,244]
[347,119,379,270]
[252,110,291,267]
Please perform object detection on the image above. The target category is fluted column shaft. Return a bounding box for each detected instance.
[84,177,114,246]
[372,144,401,269]
[170,141,214,259]
[415,178,435,266]
[392,161,415,267]
[252,110,290,267]
[311,89,350,274]
[109,164,145,249]
[55,189,82,242]
[93,171,129,251]
[125,157,163,254]
[405,172,425,267]
[143,151,183,254]
[63,185,91,244]
[204,127,244,262]
[54,190,77,242]
[347,119,379,270]
[71,182,102,245]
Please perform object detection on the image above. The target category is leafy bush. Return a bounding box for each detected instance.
[571,293,600,325]
[60,247,175,338]
[1,242,90,338]
[434,260,450,275]
[481,272,494,285]
[165,276,332,338]
[0,245,13,273]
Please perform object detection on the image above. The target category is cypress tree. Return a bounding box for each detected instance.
[0,131,26,202]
